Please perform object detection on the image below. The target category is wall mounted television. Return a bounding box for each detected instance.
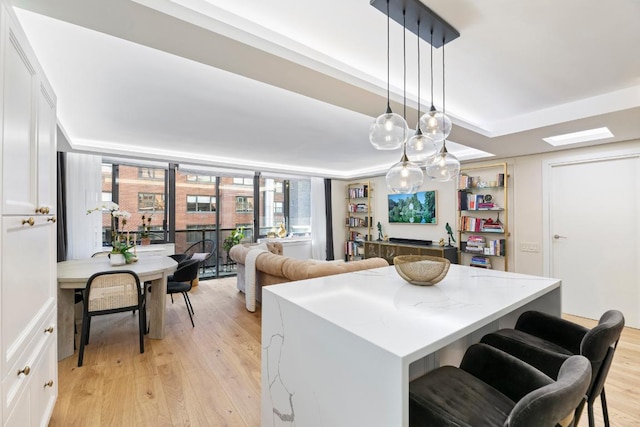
[388,191,437,224]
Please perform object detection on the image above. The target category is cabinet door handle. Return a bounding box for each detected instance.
[553,234,567,239]
[47,217,56,223]
[22,217,35,226]
[44,326,54,334]
[36,206,50,214]
[44,380,54,388]
[17,366,31,376]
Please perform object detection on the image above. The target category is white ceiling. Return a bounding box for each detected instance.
[12,0,640,179]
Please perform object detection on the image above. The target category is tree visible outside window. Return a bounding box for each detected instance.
[235,196,253,213]
[187,195,216,212]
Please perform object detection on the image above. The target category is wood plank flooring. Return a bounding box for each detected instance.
[50,278,640,426]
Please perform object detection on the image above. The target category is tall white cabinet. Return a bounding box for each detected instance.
[0,1,58,425]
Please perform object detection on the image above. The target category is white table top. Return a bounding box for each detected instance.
[57,254,177,287]
[264,264,561,360]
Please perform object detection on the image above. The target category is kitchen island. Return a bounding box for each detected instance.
[261,264,561,427]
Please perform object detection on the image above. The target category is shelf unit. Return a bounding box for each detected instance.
[345,181,373,261]
[457,163,510,270]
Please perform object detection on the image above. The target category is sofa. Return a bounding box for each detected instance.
[229,242,389,301]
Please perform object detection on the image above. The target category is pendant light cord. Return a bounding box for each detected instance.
[430,30,434,108]
[386,0,390,110]
[442,37,447,151]
[403,10,406,120]
[416,22,421,120]
[442,36,446,115]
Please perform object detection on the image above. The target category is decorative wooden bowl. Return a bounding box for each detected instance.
[393,255,450,286]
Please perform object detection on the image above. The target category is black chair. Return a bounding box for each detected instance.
[168,253,189,264]
[78,270,146,367]
[409,343,591,427]
[167,259,200,327]
[182,239,216,275]
[481,310,625,427]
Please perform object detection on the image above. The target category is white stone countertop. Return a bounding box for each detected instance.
[265,264,561,361]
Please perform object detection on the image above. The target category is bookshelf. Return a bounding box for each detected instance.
[457,163,509,270]
[345,181,373,261]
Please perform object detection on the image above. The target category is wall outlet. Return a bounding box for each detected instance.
[520,242,539,253]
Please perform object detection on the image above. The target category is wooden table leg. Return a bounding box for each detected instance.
[148,274,168,339]
[57,287,75,360]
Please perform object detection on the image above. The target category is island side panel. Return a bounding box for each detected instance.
[262,290,405,427]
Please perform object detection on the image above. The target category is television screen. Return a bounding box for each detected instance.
[388,191,437,224]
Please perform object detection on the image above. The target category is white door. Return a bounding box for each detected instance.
[549,155,640,327]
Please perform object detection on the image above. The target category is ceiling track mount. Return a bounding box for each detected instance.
[370,0,459,47]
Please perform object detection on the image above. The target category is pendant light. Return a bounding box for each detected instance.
[386,10,423,194]
[386,144,424,193]
[426,37,460,182]
[369,0,408,150]
[419,31,451,145]
[406,24,436,167]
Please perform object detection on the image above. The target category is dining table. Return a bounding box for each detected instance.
[56,254,178,360]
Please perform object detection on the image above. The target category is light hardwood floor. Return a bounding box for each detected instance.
[50,278,639,426]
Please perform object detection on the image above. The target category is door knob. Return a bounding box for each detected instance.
[553,234,567,239]
[22,217,35,226]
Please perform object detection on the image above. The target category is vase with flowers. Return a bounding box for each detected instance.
[87,202,136,264]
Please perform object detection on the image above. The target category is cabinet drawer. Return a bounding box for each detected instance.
[2,310,56,422]
[29,336,56,427]
[2,215,56,375]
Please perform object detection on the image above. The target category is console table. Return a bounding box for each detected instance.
[364,240,458,264]
[261,264,561,427]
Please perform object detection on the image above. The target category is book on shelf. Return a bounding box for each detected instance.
[464,235,486,253]
[344,241,364,259]
[470,255,492,268]
[458,190,470,210]
[348,184,369,199]
[348,203,369,213]
[346,216,371,227]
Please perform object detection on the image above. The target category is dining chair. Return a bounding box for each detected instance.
[78,270,146,367]
[409,343,591,427]
[167,259,200,327]
[182,239,216,275]
[480,310,624,427]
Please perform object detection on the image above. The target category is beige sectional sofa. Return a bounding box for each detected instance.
[229,242,389,300]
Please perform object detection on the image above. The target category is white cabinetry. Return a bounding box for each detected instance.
[1,1,58,425]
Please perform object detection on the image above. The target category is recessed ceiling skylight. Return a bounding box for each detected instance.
[543,127,614,146]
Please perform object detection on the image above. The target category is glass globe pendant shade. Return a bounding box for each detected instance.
[386,151,424,194]
[419,105,452,144]
[406,127,437,167]
[369,106,408,150]
[425,143,460,182]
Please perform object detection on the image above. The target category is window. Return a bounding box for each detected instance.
[186,224,217,242]
[235,196,253,213]
[275,182,283,193]
[138,193,164,212]
[233,177,253,186]
[274,201,283,213]
[235,223,254,241]
[102,192,112,202]
[187,195,216,212]
[186,174,215,183]
[138,167,165,180]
